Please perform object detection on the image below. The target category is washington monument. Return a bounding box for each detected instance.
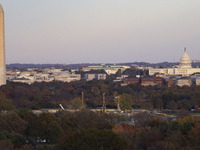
[0,4,6,86]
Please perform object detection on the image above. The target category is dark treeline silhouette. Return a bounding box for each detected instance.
[0,109,200,149]
[0,77,200,111]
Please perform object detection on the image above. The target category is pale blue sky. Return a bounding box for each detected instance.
[1,0,200,64]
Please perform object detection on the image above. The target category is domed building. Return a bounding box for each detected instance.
[149,48,200,76]
[179,48,192,69]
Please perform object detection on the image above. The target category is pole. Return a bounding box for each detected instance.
[82,91,84,109]
[103,93,106,112]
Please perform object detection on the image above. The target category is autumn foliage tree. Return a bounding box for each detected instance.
[56,129,128,150]
[119,93,132,111]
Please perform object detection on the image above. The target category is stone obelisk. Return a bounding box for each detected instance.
[0,4,6,86]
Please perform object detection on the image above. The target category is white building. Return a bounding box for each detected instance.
[84,74,106,81]
[177,77,192,87]
[149,48,200,76]
[34,73,52,82]
[196,78,200,86]
[82,64,130,75]
[12,77,33,84]
[54,71,81,82]
[9,69,81,84]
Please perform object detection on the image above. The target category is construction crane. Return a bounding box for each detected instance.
[102,93,106,112]
[81,91,84,109]
[116,96,121,112]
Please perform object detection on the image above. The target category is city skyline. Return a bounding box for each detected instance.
[1,0,200,64]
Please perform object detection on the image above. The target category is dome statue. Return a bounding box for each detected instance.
[179,48,192,69]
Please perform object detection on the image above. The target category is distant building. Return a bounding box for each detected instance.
[54,71,81,82]
[192,60,200,63]
[123,76,140,84]
[82,64,130,75]
[195,78,200,86]
[84,73,106,81]
[167,77,179,86]
[12,77,33,84]
[177,77,192,87]
[149,48,200,76]
[141,77,164,86]
[163,75,200,87]
[49,68,63,74]
[6,69,19,80]
[122,76,164,86]
[9,69,81,84]
[113,75,129,83]
[35,73,52,82]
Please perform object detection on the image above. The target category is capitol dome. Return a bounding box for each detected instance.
[179,48,192,68]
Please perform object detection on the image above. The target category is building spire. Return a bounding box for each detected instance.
[184,47,186,53]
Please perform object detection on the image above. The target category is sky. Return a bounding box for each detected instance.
[0,0,200,64]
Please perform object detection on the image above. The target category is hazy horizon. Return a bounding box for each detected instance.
[1,0,200,64]
[6,61,181,65]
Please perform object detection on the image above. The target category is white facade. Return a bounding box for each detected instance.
[149,49,200,76]
[10,70,81,84]
[54,71,81,82]
[12,78,33,84]
[84,73,106,81]
[177,78,192,87]
[196,78,200,86]
[82,64,130,75]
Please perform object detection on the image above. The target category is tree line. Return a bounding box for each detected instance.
[0,109,200,149]
[0,78,200,111]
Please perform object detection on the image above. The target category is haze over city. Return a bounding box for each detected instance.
[1,0,200,64]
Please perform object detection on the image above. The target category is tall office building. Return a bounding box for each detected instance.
[0,4,6,86]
